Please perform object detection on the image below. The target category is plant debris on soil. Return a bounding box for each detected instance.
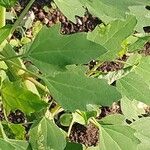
[69,123,99,147]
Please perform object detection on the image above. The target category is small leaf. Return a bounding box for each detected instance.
[60,113,73,127]
[1,81,48,114]
[29,117,66,150]
[0,25,11,45]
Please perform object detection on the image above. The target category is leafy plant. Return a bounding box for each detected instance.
[0,0,150,149]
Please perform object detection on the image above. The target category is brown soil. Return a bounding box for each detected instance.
[69,123,99,147]
[88,55,128,73]
[98,102,122,119]
[8,109,26,124]
[16,0,102,35]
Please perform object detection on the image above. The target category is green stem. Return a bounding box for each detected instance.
[0,54,25,61]
[0,6,6,28]
[11,0,35,34]
[26,77,49,94]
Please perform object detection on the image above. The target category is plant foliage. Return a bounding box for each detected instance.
[0,0,150,149]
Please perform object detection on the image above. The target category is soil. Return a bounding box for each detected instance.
[88,55,128,73]
[8,109,26,124]
[98,102,122,119]
[69,123,99,147]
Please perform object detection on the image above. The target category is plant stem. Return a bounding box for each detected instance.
[0,6,6,28]
[26,77,50,94]
[11,0,35,34]
[0,54,25,61]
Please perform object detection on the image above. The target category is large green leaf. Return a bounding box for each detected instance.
[98,124,140,150]
[1,81,48,114]
[29,117,66,150]
[54,0,85,23]
[131,118,150,150]
[87,16,137,61]
[0,0,16,7]
[53,0,150,23]
[44,69,121,111]
[117,72,150,105]
[26,24,107,76]
[81,0,150,23]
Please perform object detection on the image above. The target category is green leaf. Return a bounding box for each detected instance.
[44,70,121,111]
[129,6,150,32]
[128,36,150,52]
[26,24,107,76]
[29,117,66,150]
[123,53,142,68]
[65,142,82,150]
[0,138,15,150]
[0,138,30,150]
[134,57,150,84]
[8,139,30,150]
[121,97,145,121]
[84,0,128,23]
[54,0,85,23]
[87,16,137,61]
[99,114,125,125]
[99,124,140,150]
[9,124,26,140]
[0,25,11,45]
[0,123,30,150]
[82,0,150,23]
[117,72,150,105]
[131,118,150,150]
[0,0,17,7]
[1,81,48,114]
[60,113,73,127]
